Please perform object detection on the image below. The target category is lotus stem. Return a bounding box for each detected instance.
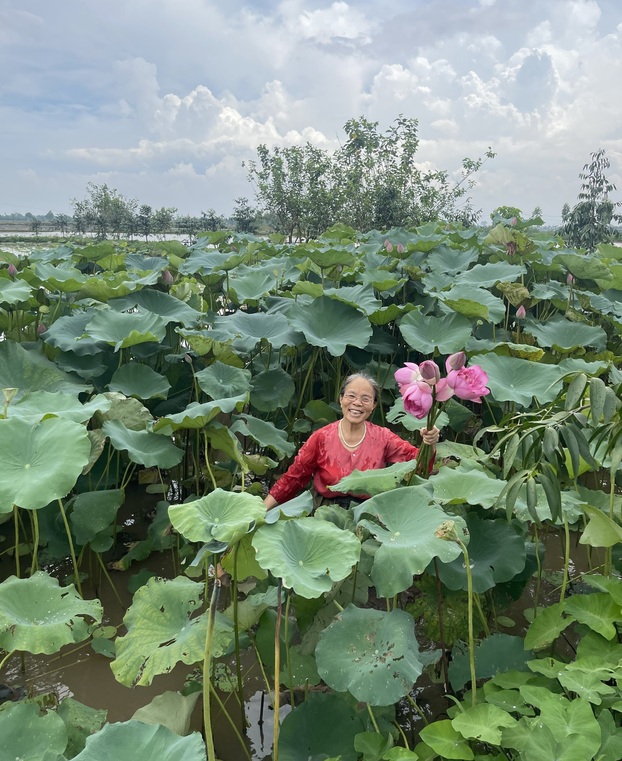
[405,693,428,725]
[232,545,247,732]
[57,499,82,597]
[29,511,40,573]
[93,550,124,610]
[366,703,380,733]
[252,640,275,708]
[273,579,283,761]
[433,558,450,691]
[208,681,252,761]
[203,576,221,761]
[560,517,570,602]
[13,505,20,578]
[457,538,476,706]
[202,431,218,491]
[533,524,542,615]
[473,593,489,636]
[394,720,410,750]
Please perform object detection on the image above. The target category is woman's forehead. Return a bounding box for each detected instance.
[343,377,374,395]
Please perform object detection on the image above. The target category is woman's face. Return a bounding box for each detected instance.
[339,377,377,425]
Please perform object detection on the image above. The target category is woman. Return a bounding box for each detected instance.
[263,372,440,509]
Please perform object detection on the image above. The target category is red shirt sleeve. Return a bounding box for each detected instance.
[268,428,321,504]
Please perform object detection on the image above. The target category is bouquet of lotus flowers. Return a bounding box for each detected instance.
[395,352,490,477]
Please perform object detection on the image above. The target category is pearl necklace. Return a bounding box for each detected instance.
[338,420,367,449]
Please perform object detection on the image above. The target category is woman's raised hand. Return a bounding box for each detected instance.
[420,426,440,446]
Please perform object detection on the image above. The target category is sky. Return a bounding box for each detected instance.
[1,0,621,227]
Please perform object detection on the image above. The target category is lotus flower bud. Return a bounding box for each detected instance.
[445,352,466,372]
[516,305,526,319]
[396,242,404,254]
[384,240,393,252]
[567,273,574,285]
[435,520,460,542]
[37,323,47,335]
[161,269,174,285]
[2,388,18,404]
[7,263,17,278]
[510,217,517,226]
[419,360,441,385]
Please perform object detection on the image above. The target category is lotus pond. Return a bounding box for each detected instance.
[0,220,621,761]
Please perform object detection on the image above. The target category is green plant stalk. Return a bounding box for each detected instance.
[57,499,82,597]
[366,703,380,733]
[208,681,252,761]
[473,593,489,636]
[605,467,616,576]
[29,510,40,573]
[251,640,275,708]
[273,579,283,761]
[457,538,476,705]
[533,524,542,614]
[203,577,221,761]
[13,505,20,578]
[203,432,218,491]
[560,517,570,602]
[405,693,429,725]
[232,545,247,732]
[433,558,450,691]
[283,591,295,710]
[93,550,124,610]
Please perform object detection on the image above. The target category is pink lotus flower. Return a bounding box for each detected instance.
[37,323,47,335]
[516,305,526,319]
[446,365,490,403]
[567,273,574,285]
[419,360,440,385]
[7,263,17,278]
[394,362,422,389]
[434,378,454,402]
[446,352,466,372]
[396,242,405,254]
[402,380,434,419]
[384,240,393,252]
[161,269,174,285]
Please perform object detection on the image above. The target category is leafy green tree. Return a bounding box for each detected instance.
[152,207,177,238]
[176,214,201,243]
[231,197,258,234]
[30,218,41,236]
[71,183,138,240]
[136,205,153,241]
[562,149,621,252]
[54,213,70,236]
[201,209,226,232]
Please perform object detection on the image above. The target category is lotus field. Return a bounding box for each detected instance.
[1,218,622,761]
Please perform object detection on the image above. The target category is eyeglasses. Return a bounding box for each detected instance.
[342,392,375,405]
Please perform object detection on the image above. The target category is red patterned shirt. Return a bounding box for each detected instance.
[268,420,423,504]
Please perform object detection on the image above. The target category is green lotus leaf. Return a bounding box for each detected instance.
[596,262,622,290]
[250,367,296,411]
[102,419,184,468]
[78,272,138,301]
[278,692,365,761]
[72,720,206,761]
[579,504,622,547]
[449,634,531,691]
[0,701,68,761]
[422,268,458,292]
[131,691,200,737]
[33,261,87,290]
[109,363,171,400]
[426,245,480,274]
[194,361,251,399]
[252,517,361,598]
[524,315,607,352]
[454,261,527,288]
[471,353,564,406]
[287,296,372,356]
[69,489,124,546]
[419,719,474,760]
[213,310,300,352]
[398,311,473,355]
[436,515,526,593]
[42,311,108,356]
[452,703,517,745]
[369,302,416,326]
[0,341,88,399]
[0,277,33,304]
[227,267,277,303]
[438,285,506,322]
[305,246,356,270]
[230,413,296,458]
[6,391,111,424]
[152,395,247,434]
[168,488,266,545]
[357,268,406,293]
[109,289,200,328]
[0,417,91,512]
[0,571,102,654]
[564,593,621,640]
[57,697,107,758]
[111,576,233,687]
[84,308,168,351]
[330,461,420,496]
[323,284,383,315]
[316,605,423,705]
[429,461,505,508]
[355,487,465,597]
[96,392,153,431]
[553,252,613,282]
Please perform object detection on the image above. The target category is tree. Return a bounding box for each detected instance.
[153,207,177,238]
[562,149,621,252]
[231,197,258,234]
[201,209,226,232]
[71,183,137,240]
[54,213,70,236]
[136,205,153,241]
[176,215,201,244]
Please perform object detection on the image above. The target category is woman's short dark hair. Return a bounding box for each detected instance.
[339,372,381,403]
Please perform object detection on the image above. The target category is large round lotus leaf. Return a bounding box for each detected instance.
[524,315,607,352]
[286,296,372,356]
[230,413,296,458]
[438,284,506,323]
[194,361,251,399]
[0,277,33,304]
[69,489,124,546]
[429,461,505,508]
[316,605,423,705]
[7,391,111,425]
[33,262,87,291]
[109,289,200,328]
[96,392,153,431]
[278,692,365,761]
[330,461,422,497]
[471,353,564,406]
[0,571,102,654]
[227,267,277,303]
[72,720,206,761]
[102,420,183,468]
[0,417,91,512]
[436,514,526,593]
[42,312,107,355]
[111,576,233,687]
[152,395,247,435]
[0,701,67,761]
[398,310,473,355]
[305,246,357,269]
[355,487,465,598]
[168,488,266,545]
[0,341,88,399]
[252,517,361,598]
[213,310,300,352]
[84,308,167,350]
[454,261,527,288]
[323,284,383,315]
[109,363,171,400]
[250,367,295,411]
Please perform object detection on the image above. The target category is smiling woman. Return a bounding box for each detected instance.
[262,372,440,509]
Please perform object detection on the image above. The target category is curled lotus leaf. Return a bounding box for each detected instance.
[0,571,102,654]
[103,419,184,469]
[252,517,361,598]
[111,576,233,687]
[108,363,171,400]
[152,394,247,435]
[168,488,267,545]
[523,315,607,353]
[7,391,111,425]
[316,605,423,705]
[84,308,167,350]
[0,341,88,399]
